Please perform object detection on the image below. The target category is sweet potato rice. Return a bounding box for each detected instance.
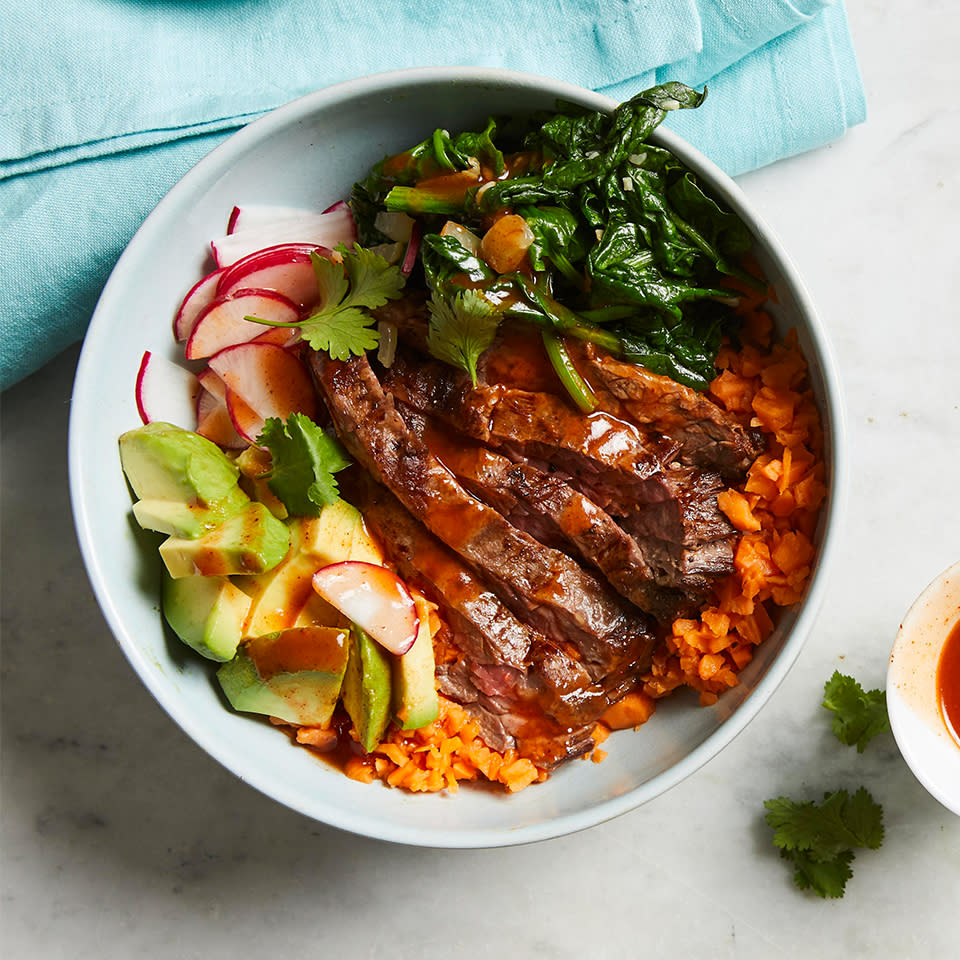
[287,292,826,794]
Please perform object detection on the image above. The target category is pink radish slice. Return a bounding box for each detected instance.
[216,243,327,309]
[185,288,299,360]
[196,385,246,449]
[208,341,317,425]
[311,561,420,655]
[226,205,242,235]
[196,367,226,402]
[212,207,356,267]
[135,350,201,428]
[173,267,225,341]
[401,219,421,275]
[252,326,299,347]
[225,388,264,444]
[322,199,350,216]
[229,203,339,233]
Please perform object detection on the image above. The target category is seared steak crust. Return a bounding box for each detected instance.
[350,475,634,767]
[398,404,695,620]
[312,352,657,680]
[382,350,687,515]
[303,309,764,770]
[573,342,765,477]
[382,350,736,589]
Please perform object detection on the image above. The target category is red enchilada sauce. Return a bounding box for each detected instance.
[937,619,960,746]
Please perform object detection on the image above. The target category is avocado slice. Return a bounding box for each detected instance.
[342,626,393,752]
[392,612,439,731]
[159,501,290,578]
[162,572,251,661]
[217,626,350,726]
[300,499,384,566]
[132,490,249,538]
[119,422,242,505]
[240,517,343,636]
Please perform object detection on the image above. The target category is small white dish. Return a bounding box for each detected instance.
[69,67,846,846]
[887,561,960,816]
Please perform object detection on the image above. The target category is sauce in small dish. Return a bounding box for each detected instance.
[937,619,960,747]
[887,561,960,816]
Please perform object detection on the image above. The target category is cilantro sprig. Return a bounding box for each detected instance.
[247,244,406,360]
[763,671,891,899]
[425,288,502,386]
[256,413,351,517]
[822,671,891,752]
[764,788,884,899]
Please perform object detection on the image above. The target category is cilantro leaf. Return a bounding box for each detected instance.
[294,245,406,359]
[822,671,891,752]
[256,413,351,517]
[764,788,884,898]
[341,243,406,310]
[300,306,381,360]
[786,848,854,899]
[426,288,502,385]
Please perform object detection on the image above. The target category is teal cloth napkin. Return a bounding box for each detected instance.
[0,0,865,391]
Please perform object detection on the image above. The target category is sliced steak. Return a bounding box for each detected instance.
[312,352,657,680]
[618,467,736,587]
[436,660,597,767]
[627,469,733,546]
[572,341,765,477]
[382,350,683,514]
[398,404,696,620]
[349,476,606,767]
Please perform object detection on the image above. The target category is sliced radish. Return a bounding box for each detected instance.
[196,367,226,402]
[252,325,299,347]
[211,207,356,267]
[321,199,350,216]
[311,561,419,655]
[208,341,317,429]
[226,205,243,235]
[135,350,201,428]
[228,203,346,234]
[401,220,422,276]
[174,267,225,341]
[196,384,246,449]
[216,243,327,309]
[225,388,264,444]
[185,288,299,360]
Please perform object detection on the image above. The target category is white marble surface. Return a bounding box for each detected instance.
[3,4,959,958]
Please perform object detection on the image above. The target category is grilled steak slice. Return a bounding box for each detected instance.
[618,522,733,589]
[572,342,764,477]
[312,352,657,679]
[617,467,736,587]
[398,404,696,620]
[627,470,733,546]
[382,350,683,514]
[436,660,596,767]
[349,477,605,767]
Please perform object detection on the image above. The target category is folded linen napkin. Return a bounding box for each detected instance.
[0,0,864,391]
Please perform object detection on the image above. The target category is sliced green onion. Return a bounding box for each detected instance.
[384,186,464,216]
[541,330,597,414]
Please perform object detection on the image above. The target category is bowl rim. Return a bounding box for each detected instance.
[69,65,848,847]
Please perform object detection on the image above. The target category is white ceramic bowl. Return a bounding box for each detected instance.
[887,562,960,816]
[69,67,846,847]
